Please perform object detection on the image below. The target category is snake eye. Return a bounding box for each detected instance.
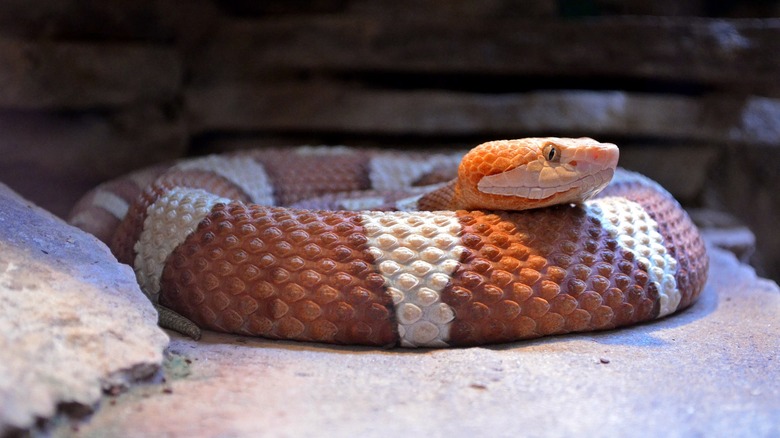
[543,144,560,162]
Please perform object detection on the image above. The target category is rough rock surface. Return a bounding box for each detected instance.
[60,246,779,437]
[0,184,169,436]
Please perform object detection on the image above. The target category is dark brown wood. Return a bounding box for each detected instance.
[191,16,780,91]
[0,38,181,109]
[0,0,219,41]
[0,106,187,216]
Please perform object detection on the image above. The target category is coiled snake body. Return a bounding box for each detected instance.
[70,138,708,348]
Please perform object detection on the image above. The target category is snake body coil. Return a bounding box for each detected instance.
[70,139,708,347]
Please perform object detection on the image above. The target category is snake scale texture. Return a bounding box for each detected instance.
[69,138,708,348]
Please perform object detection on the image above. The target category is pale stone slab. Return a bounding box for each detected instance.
[63,246,779,437]
[0,184,169,436]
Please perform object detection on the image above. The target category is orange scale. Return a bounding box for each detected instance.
[538,313,565,335]
[564,309,592,332]
[510,316,538,339]
[523,297,550,319]
[550,294,578,315]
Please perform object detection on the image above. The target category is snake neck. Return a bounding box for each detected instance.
[417,180,464,211]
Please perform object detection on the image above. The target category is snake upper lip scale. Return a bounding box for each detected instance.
[69,137,708,348]
[478,168,614,200]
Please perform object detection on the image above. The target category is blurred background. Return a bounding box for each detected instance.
[0,0,777,281]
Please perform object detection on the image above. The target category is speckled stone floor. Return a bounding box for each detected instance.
[59,246,779,438]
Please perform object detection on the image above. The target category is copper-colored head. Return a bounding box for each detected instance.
[455,137,619,211]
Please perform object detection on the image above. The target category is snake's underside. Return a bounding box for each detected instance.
[70,144,708,348]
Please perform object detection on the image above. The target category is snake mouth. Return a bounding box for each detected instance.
[478,168,615,200]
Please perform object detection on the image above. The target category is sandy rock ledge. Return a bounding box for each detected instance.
[0,183,169,436]
[2,181,778,437]
[64,232,780,436]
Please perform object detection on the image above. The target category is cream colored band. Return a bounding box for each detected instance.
[585,197,681,317]
[134,187,229,302]
[174,155,275,206]
[361,211,464,347]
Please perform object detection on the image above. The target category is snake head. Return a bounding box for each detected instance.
[457,137,619,210]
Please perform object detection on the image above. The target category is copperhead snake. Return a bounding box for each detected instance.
[69,138,708,348]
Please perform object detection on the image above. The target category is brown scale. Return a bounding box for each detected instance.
[158,203,398,346]
[110,170,251,265]
[412,165,459,187]
[443,206,659,346]
[251,150,373,206]
[599,181,708,309]
[67,164,169,244]
[417,181,457,211]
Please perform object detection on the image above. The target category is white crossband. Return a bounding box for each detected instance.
[361,211,465,347]
[585,197,681,317]
[174,155,275,206]
[134,187,230,302]
[92,190,130,219]
[369,154,462,191]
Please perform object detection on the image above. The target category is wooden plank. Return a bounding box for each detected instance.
[0,38,181,109]
[571,0,707,16]
[186,83,780,144]
[0,106,187,176]
[618,144,719,203]
[346,0,556,19]
[210,0,556,18]
[214,0,349,16]
[192,16,780,90]
[0,106,187,216]
[0,0,218,41]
